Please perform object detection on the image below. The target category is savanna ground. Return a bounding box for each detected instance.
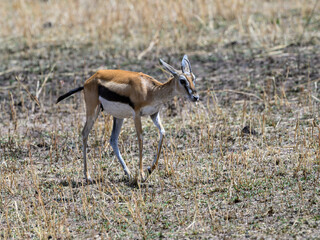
[1,0,320,239]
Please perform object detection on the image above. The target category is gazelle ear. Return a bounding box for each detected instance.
[159,59,178,76]
[181,55,192,74]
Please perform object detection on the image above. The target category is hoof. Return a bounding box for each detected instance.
[141,168,151,183]
[140,171,146,181]
[126,174,133,182]
[130,171,148,185]
[85,176,93,184]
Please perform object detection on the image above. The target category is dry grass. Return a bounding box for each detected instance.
[1,0,320,239]
[1,0,319,52]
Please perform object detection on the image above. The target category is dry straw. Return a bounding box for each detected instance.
[1,0,319,51]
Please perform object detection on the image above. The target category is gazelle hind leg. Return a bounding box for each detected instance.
[109,117,132,180]
[82,106,100,182]
[148,112,165,176]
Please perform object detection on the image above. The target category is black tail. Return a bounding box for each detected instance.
[56,86,84,103]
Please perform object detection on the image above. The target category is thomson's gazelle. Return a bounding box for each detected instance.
[57,55,199,182]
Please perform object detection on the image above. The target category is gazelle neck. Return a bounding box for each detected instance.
[154,77,177,103]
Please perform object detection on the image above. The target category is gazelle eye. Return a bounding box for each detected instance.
[179,78,187,85]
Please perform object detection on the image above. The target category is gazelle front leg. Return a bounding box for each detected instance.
[134,114,145,182]
[109,117,132,180]
[148,112,165,176]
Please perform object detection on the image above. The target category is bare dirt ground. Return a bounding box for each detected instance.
[1,39,320,239]
[1,2,320,238]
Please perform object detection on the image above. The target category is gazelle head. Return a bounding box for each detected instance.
[159,55,199,102]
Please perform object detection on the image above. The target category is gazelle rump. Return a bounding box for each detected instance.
[56,55,199,182]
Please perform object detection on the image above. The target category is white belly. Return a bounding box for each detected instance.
[99,97,134,118]
[99,97,162,118]
[140,105,161,116]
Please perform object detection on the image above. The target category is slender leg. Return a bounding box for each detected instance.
[82,106,100,182]
[134,114,144,181]
[109,117,132,179]
[148,112,165,175]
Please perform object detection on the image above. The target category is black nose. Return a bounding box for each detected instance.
[193,95,199,102]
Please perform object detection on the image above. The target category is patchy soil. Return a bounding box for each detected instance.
[1,42,320,239]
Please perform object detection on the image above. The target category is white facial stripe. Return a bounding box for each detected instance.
[192,73,196,82]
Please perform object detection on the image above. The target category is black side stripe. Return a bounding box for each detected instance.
[98,85,135,109]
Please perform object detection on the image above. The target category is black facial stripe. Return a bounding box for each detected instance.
[179,75,191,95]
[98,85,135,109]
[183,85,190,95]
